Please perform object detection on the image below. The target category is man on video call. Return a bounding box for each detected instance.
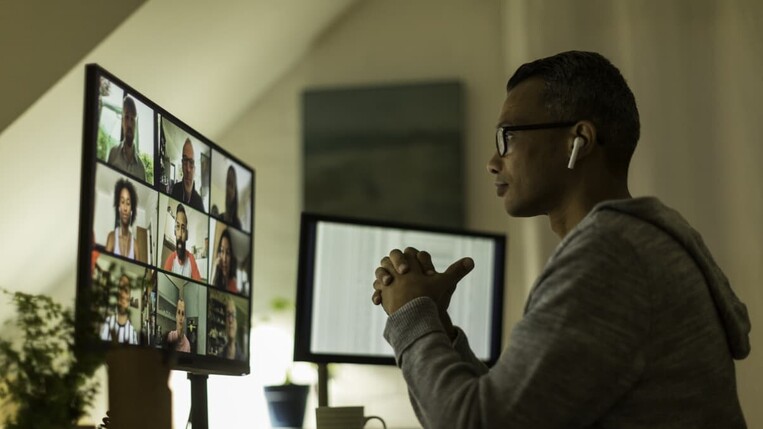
[163,203,202,281]
[166,295,191,352]
[372,51,750,428]
[107,95,147,181]
[171,138,205,212]
[100,274,139,345]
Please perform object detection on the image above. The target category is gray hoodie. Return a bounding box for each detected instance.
[384,197,750,429]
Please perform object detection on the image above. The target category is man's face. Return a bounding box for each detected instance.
[117,277,130,315]
[181,141,195,193]
[487,78,571,217]
[176,299,186,334]
[122,107,136,146]
[175,211,188,260]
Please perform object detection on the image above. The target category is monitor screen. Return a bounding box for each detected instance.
[76,64,255,375]
[294,213,506,366]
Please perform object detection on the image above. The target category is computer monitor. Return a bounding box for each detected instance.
[294,212,506,367]
[76,64,255,377]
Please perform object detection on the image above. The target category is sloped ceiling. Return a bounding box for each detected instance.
[0,0,146,133]
[0,0,359,306]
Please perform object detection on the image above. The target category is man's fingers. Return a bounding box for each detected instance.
[389,249,408,274]
[375,266,393,285]
[371,289,382,305]
[443,257,475,283]
[417,250,436,275]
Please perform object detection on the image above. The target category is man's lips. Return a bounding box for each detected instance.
[495,182,508,196]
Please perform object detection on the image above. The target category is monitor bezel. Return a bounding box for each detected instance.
[75,64,255,376]
[293,212,506,367]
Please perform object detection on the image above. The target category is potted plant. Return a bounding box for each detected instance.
[0,289,106,429]
[263,368,310,428]
[260,296,311,428]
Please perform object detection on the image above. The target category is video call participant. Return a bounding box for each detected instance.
[166,295,190,353]
[212,229,237,293]
[222,297,243,360]
[105,178,142,262]
[220,165,242,229]
[372,51,750,428]
[107,95,146,181]
[100,274,139,345]
[170,138,204,212]
[163,204,202,281]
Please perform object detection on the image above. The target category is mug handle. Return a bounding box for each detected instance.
[363,415,387,429]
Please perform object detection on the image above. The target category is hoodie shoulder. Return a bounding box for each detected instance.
[589,197,751,360]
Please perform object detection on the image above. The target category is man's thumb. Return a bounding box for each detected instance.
[444,257,474,282]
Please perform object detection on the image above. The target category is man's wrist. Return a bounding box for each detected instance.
[438,308,458,342]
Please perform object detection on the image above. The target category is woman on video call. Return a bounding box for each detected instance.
[212,228,237,293]
[223,296,243,360]
[220,165,242,229]
[105,178,142,261]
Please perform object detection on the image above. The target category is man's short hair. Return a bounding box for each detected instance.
[118,274,131,294]
[176,203,186,219]
[123,95,137,116]
[507,51,640,168]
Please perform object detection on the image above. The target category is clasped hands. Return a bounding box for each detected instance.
[371,247,475,316]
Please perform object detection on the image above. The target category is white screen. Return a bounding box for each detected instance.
[309,221,498,360]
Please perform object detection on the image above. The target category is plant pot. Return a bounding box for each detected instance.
[263,384,310,428]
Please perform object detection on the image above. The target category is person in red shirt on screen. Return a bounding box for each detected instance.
[163,203,201,281]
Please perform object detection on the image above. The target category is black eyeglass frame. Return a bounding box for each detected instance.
[495,121,578,157]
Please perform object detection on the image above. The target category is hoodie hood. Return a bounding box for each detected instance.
[591,197,751,359]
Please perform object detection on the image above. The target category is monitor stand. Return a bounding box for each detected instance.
[317,363,329,406]
[187,373,209,429]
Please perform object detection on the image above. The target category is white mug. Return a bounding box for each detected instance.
[315,406,387,429]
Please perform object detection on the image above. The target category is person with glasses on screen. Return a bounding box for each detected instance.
[170,138,205,212]
[107,95,147,181]
[100,274,139,345]
[372,51,750,428]
[222,297,243,360]
[166,294,191,353]
[163,204,202,281]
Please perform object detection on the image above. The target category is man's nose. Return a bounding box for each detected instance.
[486,151,501,174]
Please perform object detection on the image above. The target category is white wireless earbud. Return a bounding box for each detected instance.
[567,137,584,169]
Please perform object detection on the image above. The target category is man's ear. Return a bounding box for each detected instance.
[568,136,584,169]
[567,121,597,169]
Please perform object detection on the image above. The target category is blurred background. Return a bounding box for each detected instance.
[0,0,760,427]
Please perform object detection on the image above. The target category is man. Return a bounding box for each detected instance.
[100,274,139,345]
[107,95,147,181]
[163,204,202,281]
[372,51,750,428]
[170,138,205,212]
[166,296,191,352]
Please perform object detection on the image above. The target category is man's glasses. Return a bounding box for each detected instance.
[182,157,195,168]
[495,121,577,157]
